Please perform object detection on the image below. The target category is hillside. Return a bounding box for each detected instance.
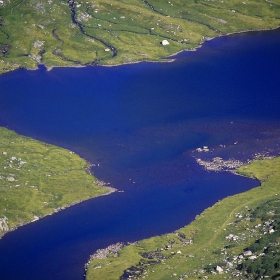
[0,0,280,73]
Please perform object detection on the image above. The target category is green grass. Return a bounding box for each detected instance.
[0,127,110,237]
[0,0,279,73]
[86,156,280,279]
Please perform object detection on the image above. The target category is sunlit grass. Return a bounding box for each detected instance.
[0,0,279,73]
[0,127,109,237]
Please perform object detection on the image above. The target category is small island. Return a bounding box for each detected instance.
[85,157,280,279]
[0,0,280,74]
[0,127,114,238]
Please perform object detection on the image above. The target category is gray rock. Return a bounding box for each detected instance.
[6,177,15,182]
[0,217,9,231]
[243,250,252,256]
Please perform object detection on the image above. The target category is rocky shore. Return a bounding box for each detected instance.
[196,157,247,173]
[195,149,276,173]
[84,242,125,273]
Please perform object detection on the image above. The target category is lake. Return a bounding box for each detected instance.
[0,28,280,279]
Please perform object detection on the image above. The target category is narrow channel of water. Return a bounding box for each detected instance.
[0,28,279,279]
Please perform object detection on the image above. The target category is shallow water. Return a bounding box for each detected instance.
[0,28,280,279]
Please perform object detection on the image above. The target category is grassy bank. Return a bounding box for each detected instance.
[0,127,112,238]
[0,0,280,74]
[86,157,280,279]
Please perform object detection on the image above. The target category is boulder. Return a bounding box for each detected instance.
[216,265,223,273]
[161,40,169,46]
[243,250,252,256]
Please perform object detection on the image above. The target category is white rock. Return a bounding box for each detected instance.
[244,250,252,256]
[0,217,9,231]
[161,40,169,45]
[216,265,223,273]
[6,177,15,182]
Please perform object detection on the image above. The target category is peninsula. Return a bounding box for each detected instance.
[0,127,114,238]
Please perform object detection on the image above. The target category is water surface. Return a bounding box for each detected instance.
[0,28,280,279]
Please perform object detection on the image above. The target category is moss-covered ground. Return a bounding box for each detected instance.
[86,157,280,279]
[0,127,110,237]
[0,0,280,74]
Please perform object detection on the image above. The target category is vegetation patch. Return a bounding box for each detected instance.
[86,157,280,279]
[0,0,280,73]
[0,127,113,238]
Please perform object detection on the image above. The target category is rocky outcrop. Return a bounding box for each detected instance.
[84,242,124,272]
[196,157,246,172]
[89,242,124,260]
[0,216,9,232]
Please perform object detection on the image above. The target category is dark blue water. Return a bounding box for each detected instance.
[0,28,280,280]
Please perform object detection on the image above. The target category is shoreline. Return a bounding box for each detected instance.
[41,25,280,69]
[84,156,280,279]
[0,186,118,240]
[0,184,117,240]
[166,25,280,59]
[4,25,279,75]
[84,143,280,277]
[47,26,280,70]
[0,182,117,240]
[0,127,118,240]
